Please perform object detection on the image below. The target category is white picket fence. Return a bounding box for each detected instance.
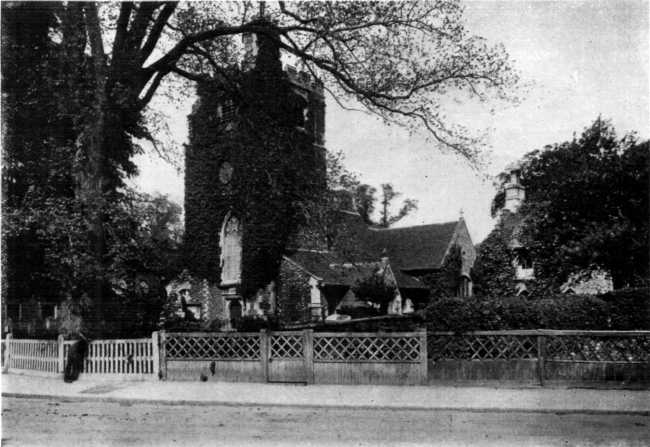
[5,337,59,373]
[2,333,159,379]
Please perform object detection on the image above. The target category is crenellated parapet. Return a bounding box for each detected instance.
[283,64,325,100]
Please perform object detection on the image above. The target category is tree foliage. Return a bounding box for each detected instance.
[377,183,419,228]
[491,118,649,289]
[352,273,397,313]
[323,152,418,228]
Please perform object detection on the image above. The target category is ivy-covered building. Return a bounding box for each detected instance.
[182,21,476,328]
[184,19,326,327]
[477,162,612,297]
[280,206,476,323]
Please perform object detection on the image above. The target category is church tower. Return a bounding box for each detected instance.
[184,18,326,323]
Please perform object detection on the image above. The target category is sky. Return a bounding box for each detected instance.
[131,0,650,244]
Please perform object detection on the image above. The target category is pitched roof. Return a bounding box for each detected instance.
[285,250,381,287]
[286,212,460,291]
[285,249,428,290]
[391,268,428,289]
[368,221,458,270]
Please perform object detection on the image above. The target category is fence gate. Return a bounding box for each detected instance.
[267,331,310,383]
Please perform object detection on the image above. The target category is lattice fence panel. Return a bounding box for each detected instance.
[270,335,303,359]
[428,334,538,361]
[314,335,421,362]
[165,334,261,360]
[545,335,650,363]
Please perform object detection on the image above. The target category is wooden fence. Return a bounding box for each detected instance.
[4,335,59,374]
[3,333,159,379]
[63,335,158,378]
[427,330,650,384]
[162,330,427,385]
[3,330,648,385]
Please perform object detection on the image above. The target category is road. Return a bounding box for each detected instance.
[2,397,649,446]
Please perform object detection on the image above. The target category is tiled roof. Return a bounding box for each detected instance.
[391,269,428,290]
[286,211,459,291]
[285,250,381,286]
[368,222,458,270]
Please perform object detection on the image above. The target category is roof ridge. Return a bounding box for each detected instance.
[293,248,331,254]
[368,220,458,232]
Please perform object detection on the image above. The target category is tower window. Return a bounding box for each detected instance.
[220,214,242,286]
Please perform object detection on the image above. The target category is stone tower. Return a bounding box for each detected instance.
[184,19,326,323]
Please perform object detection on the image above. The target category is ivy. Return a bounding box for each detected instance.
[472,216,519,297]
[184,32,324,299]
[423,245,463,299]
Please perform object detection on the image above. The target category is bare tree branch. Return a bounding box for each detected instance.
[139,2,178,64]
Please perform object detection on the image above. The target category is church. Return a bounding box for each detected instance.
[179,21,476,328]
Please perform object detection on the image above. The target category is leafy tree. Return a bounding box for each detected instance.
[323,153,418,227]
[354,184,378,226]
[352,274,397,314]
[377,183,419,228]
[1,2,77,308]
[492,118,649,289]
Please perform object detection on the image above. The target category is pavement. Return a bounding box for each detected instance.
[2,372,650,415]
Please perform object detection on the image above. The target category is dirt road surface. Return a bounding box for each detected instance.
[2,396,649,446]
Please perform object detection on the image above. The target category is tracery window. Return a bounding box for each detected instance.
[220,214,242,286]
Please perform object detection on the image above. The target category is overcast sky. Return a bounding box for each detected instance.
[131,0,649,244]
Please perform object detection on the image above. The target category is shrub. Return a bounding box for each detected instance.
[599,287,650,330]
[420,288,649,331]
[352,275,396,313]
[233,315,281,332]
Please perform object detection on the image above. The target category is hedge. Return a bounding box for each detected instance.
[421,288,649,332]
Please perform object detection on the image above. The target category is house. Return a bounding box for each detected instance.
[494,162,612,296]
[181,21,476,328]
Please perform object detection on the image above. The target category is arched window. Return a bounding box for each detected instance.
[220,213,242,286]
[456,276,473,298]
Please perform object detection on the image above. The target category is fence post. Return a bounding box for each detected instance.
[419,330,428,385]
[260,330,269,382]
[57,334,65,374]
[3,333,12,373]
[537,335,546,387]
[159,330,167,380]
[151,331,160,379]
[303,329,314,385]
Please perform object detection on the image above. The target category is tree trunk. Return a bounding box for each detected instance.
[69,3,111,333]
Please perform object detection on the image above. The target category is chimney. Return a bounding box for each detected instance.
[503,164,525,213]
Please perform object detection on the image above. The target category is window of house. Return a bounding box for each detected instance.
[515,250,533,269]
[220,214,242,286]
[457,276,472,298]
